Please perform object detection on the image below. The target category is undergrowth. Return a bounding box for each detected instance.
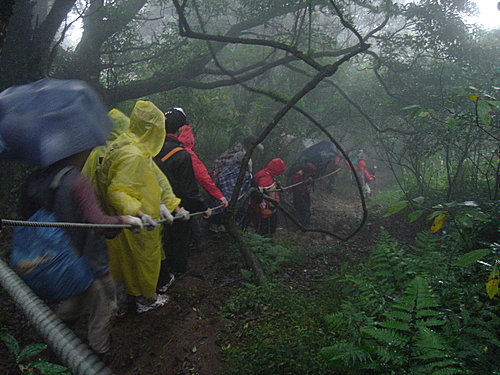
[221,225,499,374]
[220,281,332,375]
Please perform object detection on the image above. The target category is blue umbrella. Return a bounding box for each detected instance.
[0,79,114,167]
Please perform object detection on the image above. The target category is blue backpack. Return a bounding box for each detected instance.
[10,168,94,301]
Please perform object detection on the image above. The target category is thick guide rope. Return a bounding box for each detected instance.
[0,258,112,375]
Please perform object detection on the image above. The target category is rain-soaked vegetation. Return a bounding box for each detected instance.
[0,1,499,374]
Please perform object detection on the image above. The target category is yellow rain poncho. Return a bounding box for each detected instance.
[82,108,130,185]
[95,101,180,298]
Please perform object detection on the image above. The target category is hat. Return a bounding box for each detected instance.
[173,107,186,118]
[165,108,186,134]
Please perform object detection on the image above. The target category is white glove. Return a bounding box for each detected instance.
[141,214,157,230]
[124,215,143,233]
[159,203,174,224]
[175,207,190,221]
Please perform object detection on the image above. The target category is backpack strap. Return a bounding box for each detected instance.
[47,166,74,209]
[161,147,184,162]
[50,166,74,190]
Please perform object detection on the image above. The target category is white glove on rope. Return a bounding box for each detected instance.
[159,203,174,224]
[141,214,157,230]
[175,207,190,221]
[124,215,143,233]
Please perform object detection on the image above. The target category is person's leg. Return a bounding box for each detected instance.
[85,275,117,355]
[303,192,311,225]
[269,211,278,235]
[163,221,190,274]
[257,216,268,235]
[293,192,310,225]
[189,217,203,251]
[55,294,84,322]
[114,281,131,317]
[157,258,175,293]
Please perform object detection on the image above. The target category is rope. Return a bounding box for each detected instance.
[0,195,247,229]
[0,171,335,230]
[1,219,131,229]
[277,168,340,192]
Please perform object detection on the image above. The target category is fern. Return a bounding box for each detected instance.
[321,230,498,374]
[362,277,462,374]
[320,342,372,369]
[366,228,411,295]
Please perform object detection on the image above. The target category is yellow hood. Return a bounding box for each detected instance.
[128,100,165,157]
[108,108,130,143]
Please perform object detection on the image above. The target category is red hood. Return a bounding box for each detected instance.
[254,158,286,188]
[178,124,195,150]
[265,158,286,176]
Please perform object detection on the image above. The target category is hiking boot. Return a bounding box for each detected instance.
[157,273,175,293]
[136,293,169,313]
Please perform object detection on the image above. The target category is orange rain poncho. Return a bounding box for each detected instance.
[95,101,180,298]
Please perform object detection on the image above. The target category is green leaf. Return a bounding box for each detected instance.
[487,100,500,108]
[490,263,499,279]
[0,331,19,356]
[447,118,457,130]
[377,320,410,331]
[18,343,47,359]
[384,201,408,217]
[30,360,71,375]
[454,213,474,228]
[412,196,425,204]
[463,208,488,221]
[454,249,491,267]
[427,210,443,222]
[409,109,421,118]
[407,210,424,223]
[477,100,491,126]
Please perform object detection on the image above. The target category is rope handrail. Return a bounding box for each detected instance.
[0,169,342,230]
[0,192,250,229]
[277,168,341,192]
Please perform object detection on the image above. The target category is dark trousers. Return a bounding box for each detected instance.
[161,220,190,277]
[189,217,203,245]
[258,212,278,236]
[293,191,311,225]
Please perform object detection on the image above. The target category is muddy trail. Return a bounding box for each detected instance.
[0,188,423,375]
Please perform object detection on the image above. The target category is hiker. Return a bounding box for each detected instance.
[95,100,183,314]
[346,149,375,196]
[177,113,228,249]
[208,150,255,232]
[81,108,130,187]
[18,151,143,363]
[154,108,212,279]
[210,134,263,179]
[251,158,286,236]
[288,162,317,226]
